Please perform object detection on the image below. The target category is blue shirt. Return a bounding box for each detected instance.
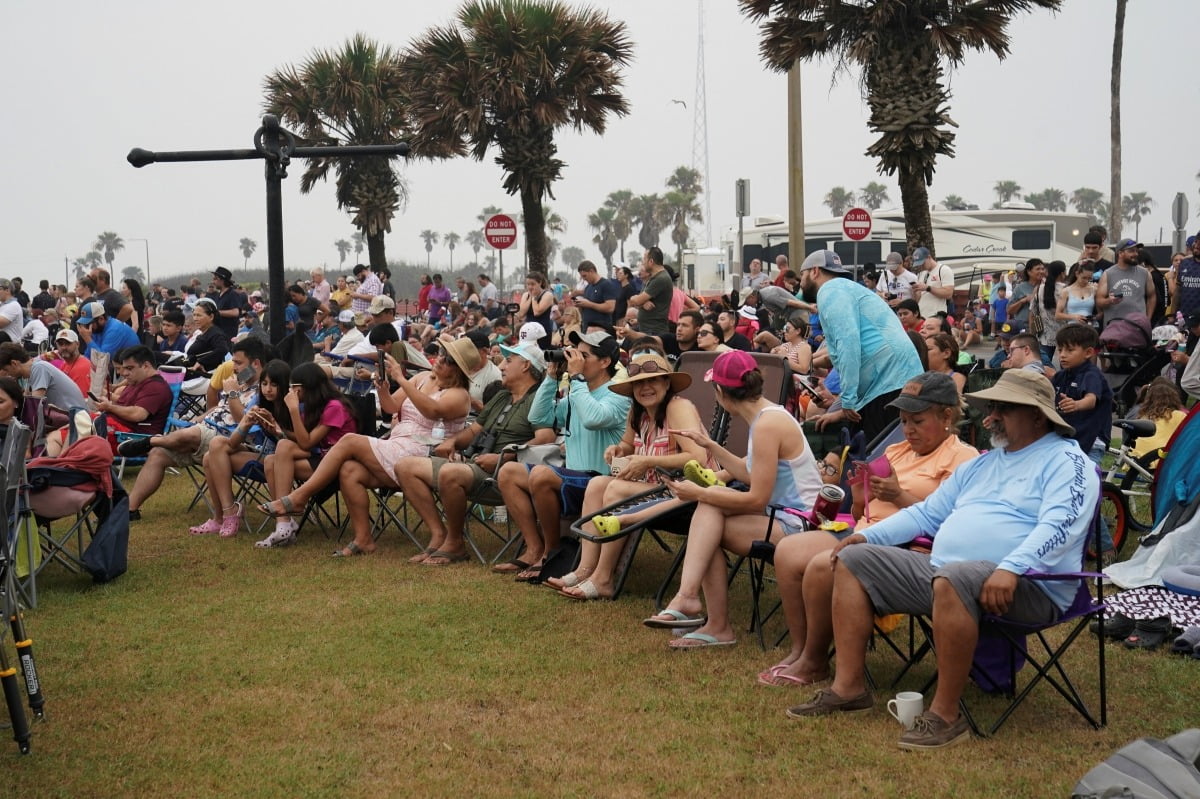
[1051,360,1112,451]
[529,375,630,473]
[862,433,1099,611]
[84,318,140,358]
[815,278,923,411]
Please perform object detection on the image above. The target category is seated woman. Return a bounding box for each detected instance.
[259,332,475,557]
[181,299,230,377]
[925,333,966,396]
[255,362,358,548]
[0,376,24,439]
[191,359,291,537]
[770,319,813,375]
[547,349,709,600]
[760,371,977,686]
[638,350,824,648]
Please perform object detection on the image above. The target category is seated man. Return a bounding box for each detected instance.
[496,331,630,581]
[394,340,556,565]
[118,337,267,521]
[0,341,85,410]
[97,345,175,443]
[787,369,1098,751]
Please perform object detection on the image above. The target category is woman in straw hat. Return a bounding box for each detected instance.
[549,346,710,601]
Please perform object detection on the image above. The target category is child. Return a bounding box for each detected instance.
[990,284,1008,338]
[1051,324,1112,462]
[1130,377,1187,460]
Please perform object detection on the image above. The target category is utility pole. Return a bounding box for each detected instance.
[787,62,805,267]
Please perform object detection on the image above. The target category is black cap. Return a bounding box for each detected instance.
[887,372,960,412]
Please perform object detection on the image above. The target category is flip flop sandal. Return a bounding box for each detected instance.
[757,666,830,687]
[513,563,544,583]
[409,547,436,564]
[1123,615,1173,650]
[491,558,532,574]
[331,541,371,558]
[643,608,708,629]
[258,495,297,518]
[668,632,736,649]
[559,579,609,601]
[421,550,470,566]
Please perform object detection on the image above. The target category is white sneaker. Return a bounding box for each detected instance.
[255,525,296,549]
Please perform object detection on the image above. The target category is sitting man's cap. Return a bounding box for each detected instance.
[997,321,1025,338]
[518,321,547,343]
[911,247,931,267]
[211,266,234,283]
[964,369,1074,437]
[77,301,106,325]
[337,310,355,324]
[367,295,395,315]
[705,349,758,388]
[55,329,79,344]
[800,250,851,275]
[887,371,960,413]
[885,252,904,266]
[568,329,618,359]
[499,340,546,372]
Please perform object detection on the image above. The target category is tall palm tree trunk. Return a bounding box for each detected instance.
[898,166,934,256]
[1109,0,1126,240]
[520,187,548,272]
[367,231,387,272]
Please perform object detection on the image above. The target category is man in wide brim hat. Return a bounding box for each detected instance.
[962,367,1074,438]
[608,351,691,397]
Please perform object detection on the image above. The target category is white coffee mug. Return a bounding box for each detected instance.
[887,691,923,730]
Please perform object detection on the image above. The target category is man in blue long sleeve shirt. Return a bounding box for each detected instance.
[788,369,1098,751]
[497,331,630,581]
[799,250,922,442]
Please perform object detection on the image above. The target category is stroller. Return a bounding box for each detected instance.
[1098,313,1169,416]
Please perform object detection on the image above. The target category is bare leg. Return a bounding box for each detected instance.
[768,531,839,675]
[826,559,876,699]
[394,456,447,560]
[527,465,564,557]
[261,433,377,513]
[204,436,243,520]
[129,445,184,511]
[336,460,390,556]
[267,439,307,525]
[497,461,544,566]
[927,576,975,724]
[560,478,664,596]
[430,461,482,561]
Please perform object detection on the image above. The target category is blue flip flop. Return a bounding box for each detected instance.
[643,608,707,629]
[668,632,737,649]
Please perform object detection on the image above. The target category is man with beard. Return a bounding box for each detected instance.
[788,369,1097,751]
[1096,239,1155,326]
[799,250,922,442]
[76,301,139,359]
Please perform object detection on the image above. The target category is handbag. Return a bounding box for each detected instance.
[504,442,565,468]
[1028,302,1045,336]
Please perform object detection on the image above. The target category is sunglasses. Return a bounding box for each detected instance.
[987,401,1020,414]
[627,360,668,377]
[697,329,715,336]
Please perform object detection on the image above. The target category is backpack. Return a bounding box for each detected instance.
[82,483,130,584]
[1073,729,1200,798]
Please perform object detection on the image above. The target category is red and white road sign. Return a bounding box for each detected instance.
[842,207,872,241]
[484,214,517,250]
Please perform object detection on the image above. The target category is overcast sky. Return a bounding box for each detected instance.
[2,0,1196,288]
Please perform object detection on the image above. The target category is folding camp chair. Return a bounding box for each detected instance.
[0,427,40,754]
[114,365,185,480]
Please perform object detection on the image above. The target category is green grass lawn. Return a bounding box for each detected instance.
[9,471,1198,797]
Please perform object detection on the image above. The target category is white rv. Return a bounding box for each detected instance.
[683,206,1092,293]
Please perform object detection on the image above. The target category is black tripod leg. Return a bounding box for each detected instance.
[0,644,30,754]
[9,612,44,720]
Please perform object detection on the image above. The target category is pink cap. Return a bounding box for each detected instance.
[704,350,757,388]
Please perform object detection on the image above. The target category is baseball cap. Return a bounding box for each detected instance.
[911,247,931,267]
[337,310,355,324]
[885,252,903,266]
[800,250,851,275]
[997,321,1026,339]
[1115,238,1140,251]
[55,329,79,344]
[568,329,618,359]
[0,278,12,291]
[738,305,758,320]
[519,321,547,343]
[499,341,547,372]
[704,349,757,388]
[77,301,106,325]
[887,372,959,412]
[367,295,395,315]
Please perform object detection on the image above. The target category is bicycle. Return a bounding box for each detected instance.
[1097,418,1161,558]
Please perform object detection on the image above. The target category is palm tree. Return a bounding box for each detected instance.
[351,231,365,259]
[1071,187,1105,219]
[444,231,461,270]
[546,237,561,270]
[588,206,618,267]
[402,1,633,273]
[741,0,1061,254]
[239,237,257,269]
[419,230,439,269]
[477,205,503,225]
[73,251,103,281]
[604,189,635,262]
[1042,188,1067,212]
[663,189,703,268]
[1110,0,1127,239]
[561,245,586,271]
[465,229,485,265]
[993,180,1022,205]
[1122,192,1154,240]
[263,34,412,272]
[858,182,890,211]
[630,194,667,252]
[94,231,124,271]
[823,186,855,216]
[121,265,146,284]
[942,194,967,210]
[666,166,704,198]
[334,239,351,267]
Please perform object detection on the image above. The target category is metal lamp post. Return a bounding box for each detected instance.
[126,237,150,286]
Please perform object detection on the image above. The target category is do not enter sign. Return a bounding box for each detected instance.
[842,207,872,241]
[485,214,517,250]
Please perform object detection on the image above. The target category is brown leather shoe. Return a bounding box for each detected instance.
[898,711,971,750]
[785,688,874,719]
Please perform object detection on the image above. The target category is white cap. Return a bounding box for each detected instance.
[519,321,547,343]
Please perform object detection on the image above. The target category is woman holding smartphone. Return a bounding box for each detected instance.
[759,372,976,686]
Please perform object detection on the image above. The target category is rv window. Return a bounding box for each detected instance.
[804,238,826,256]
[1012,229,1052,250]
[834,241,881,266]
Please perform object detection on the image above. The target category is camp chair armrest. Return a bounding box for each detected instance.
[1022,570,1105,581]
[569,485,676,543]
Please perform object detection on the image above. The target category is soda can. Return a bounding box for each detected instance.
[812,484,845,524]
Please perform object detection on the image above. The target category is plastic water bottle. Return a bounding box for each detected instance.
[430,419,446,443]
[492,506,507,524]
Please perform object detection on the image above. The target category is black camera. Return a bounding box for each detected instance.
[463,430,497,458]
[886,294,898,301]
[544,349,568,364]
[505,302,521,315]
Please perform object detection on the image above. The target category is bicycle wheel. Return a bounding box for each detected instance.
[1098,484,1128,559]
[1119,450,1159,532]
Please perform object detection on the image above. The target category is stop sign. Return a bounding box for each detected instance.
[842,207,872,241]
[485,214,517,250]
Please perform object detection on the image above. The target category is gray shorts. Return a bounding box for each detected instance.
[166,425,219,468]
[429,457,503,506]
[838,544,1060,626]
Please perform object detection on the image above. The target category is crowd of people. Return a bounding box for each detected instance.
[6,227,1200,752]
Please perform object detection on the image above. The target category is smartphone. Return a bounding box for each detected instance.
[87,391,100,401]
[236,365,256,385]
[378,350,387,375]
[1110,292,1124,300]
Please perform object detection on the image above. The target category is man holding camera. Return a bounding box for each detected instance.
[877,253,918,309]
[395,341,556,566]
[497,331,630,581]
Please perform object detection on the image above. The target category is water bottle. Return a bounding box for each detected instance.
[492,506,507,524]
[430,419,446,443]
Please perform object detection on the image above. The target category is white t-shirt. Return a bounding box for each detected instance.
[479,282,498,308]
[918,263,956,319]
[22,318,49,346]
[0,298,22,343]
[879,269,918,302]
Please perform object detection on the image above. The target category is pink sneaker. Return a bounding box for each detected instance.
[189,519,221,536]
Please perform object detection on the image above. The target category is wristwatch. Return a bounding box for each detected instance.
[572,374,588,383]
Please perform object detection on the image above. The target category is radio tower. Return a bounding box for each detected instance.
[692,0,712,247]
